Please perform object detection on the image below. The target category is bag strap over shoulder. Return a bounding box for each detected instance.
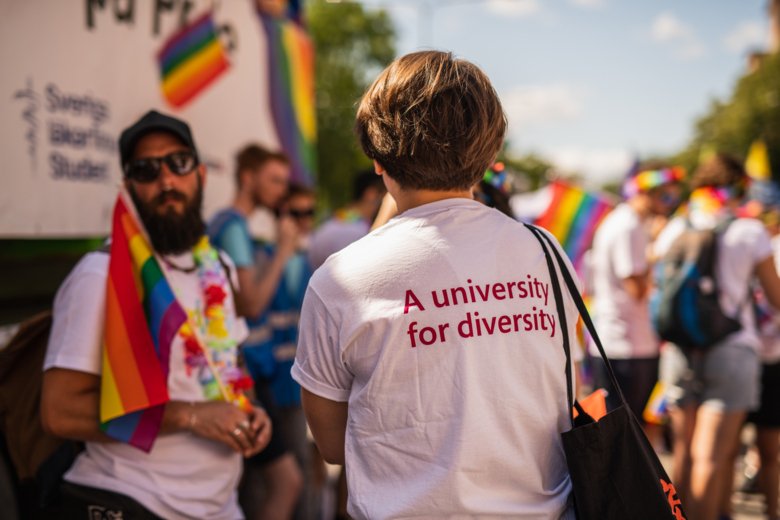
[524,224,628,418]
[523,225,575,424]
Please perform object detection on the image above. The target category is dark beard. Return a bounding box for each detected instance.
[129,180,206,255]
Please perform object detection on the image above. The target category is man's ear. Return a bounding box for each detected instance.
[197,163,207,187]
[373,160,385,175]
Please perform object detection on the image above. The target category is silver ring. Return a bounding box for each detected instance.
[239,420,251,431]
[232,427,243,437]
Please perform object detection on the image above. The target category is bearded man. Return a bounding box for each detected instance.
[41,110,271,519]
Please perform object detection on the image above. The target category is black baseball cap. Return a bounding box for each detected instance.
[119,110,198,169]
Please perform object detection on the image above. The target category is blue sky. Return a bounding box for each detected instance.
[355,0,772,186]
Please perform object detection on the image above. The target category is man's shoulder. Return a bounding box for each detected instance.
[608,203,640,227]
[595,204,638,239]
[313,216,368,240]
[730,216,766,236]
[70,250,111,278]
[207,208,247,238]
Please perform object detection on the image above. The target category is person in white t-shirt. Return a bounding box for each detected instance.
[292,50,581,519]
[588,163,683,422]
[40,111,271,519]
[654,155,780,520]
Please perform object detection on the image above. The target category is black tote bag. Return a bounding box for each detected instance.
[525,224,686,520]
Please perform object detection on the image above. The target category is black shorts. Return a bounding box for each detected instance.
[747,361,780,428]
[245,380,291,466]
[589,356,659,423]
[60,481,163,519]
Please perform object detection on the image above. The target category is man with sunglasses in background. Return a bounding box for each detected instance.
[588,162,684,443]
[41,110,270,519]
[208,145,314,519]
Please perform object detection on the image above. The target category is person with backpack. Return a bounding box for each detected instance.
[588,162,684,431]
[654,154,780,520]
[40,110,271,519]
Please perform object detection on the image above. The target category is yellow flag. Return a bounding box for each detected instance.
[746,140,771,180]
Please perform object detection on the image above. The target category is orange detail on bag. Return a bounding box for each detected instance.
[660,478,686,520]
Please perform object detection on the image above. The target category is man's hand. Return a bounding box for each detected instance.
[276,213,300,257]
[189,401,272,457]
[234,213,301,317]
[243,406,272,457]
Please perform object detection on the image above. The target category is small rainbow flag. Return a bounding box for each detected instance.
[534,181,614,273]
[258,4,316,185]
[158,12,230,108]
[643,380,669,425]
[100,192,187,451]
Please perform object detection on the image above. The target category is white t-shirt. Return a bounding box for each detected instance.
[653,216,773,352]
[44,251,248,520]
[307,216,370,270]
[292,198,579,520]
[753,234,780,363]
[589,203,659,359]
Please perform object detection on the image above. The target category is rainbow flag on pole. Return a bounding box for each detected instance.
[158,12,230,108]
[258,4,316,185]
[534,181,614,272]
[100,192,187,451]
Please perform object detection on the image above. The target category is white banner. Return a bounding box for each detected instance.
[0,0,283,237]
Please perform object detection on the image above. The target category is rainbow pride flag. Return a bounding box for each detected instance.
[100,192,187,451]
[534,181,614,273]
[643,380,669,425]
[258,4,316,185]
[158,12,230,108]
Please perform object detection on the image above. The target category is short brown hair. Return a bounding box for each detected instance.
[691,153,747,191]
[235,144,289,186]
[285,181,316,202]
[355,51,506,191]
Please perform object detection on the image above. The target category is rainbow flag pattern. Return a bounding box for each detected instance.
[622,166,685,198]
[100,193,187,452]
[534,181,614,273]
[258,4,316,185]
[158,12,230,108]
[643,380,669,425]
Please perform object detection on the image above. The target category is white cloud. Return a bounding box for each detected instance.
[485,0,540,17]
[650,12,706,60]
[569,0,605,9]
[651,12,690,42]
[723,20,767,54]
[501,84,586,128]
[546,146,633,187]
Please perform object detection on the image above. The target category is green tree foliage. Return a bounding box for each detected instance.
[307,0,396,211]
[674,52,780,177]
[499,151,553,191]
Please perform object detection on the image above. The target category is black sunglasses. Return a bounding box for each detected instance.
[288,208,316,219]
[124,151,199,183]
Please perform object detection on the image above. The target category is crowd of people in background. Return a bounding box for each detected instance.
[2,50,778,520]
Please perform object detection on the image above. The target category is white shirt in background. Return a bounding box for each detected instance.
[589,203,659,359]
